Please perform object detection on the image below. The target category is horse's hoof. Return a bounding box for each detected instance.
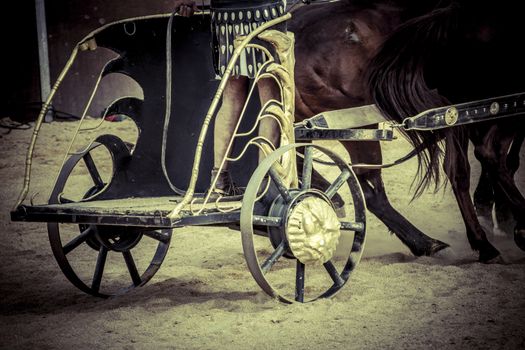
[428,239,450,256]
[478,242,501,263]
[514,227,525,251]
[481,254,506,264]
[432,247,457,260]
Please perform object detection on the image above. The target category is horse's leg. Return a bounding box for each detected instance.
[472,164,495,235]
[493,184,514,236]
[342,140,449,256]
[445,129,501,262]
[493,131,524,235]
[475,125,525,252]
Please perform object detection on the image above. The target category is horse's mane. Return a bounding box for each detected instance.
[366,2,460,198]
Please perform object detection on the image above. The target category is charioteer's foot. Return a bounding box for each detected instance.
[211,168,245,196]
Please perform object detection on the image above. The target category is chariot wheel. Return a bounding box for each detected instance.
[240,143,366,303]
[47,135,171,297]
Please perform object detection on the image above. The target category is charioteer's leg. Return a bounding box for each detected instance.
[257,77,282,156]
[212,78,282,195]
[209,0,287,195]
[212,77,249,195]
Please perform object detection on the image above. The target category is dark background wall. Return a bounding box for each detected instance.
[2,0,204,121]
[2,1,41,121]
[45,0,179,119]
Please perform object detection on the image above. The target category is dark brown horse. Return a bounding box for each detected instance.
[169,0,450,257]
[289,0,524,262]
[289,0,450,257]
[362,0,525,261]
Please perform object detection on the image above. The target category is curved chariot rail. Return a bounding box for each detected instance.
[167,12,295,219]
[14,11,295,215]
[13,13,178,209]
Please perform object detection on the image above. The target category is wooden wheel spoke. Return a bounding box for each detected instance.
[339,221,365,232]
[63,227,94,255]
[301,146,314,190]
[83,153,104,188]
[92,246,108,293]
[341,258,356,280]
[269,166,292,203]
[260,242,286,274]
[241,144,367,303]
[252,215,282,228]
[295,260,305,302]
[123,251,142,286]
[325,169,350,199]
[143,230,170,244]
[323,261,345,287]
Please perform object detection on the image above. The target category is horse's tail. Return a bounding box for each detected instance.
[366,3,460,198]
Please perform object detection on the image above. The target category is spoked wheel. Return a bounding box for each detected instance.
[47,136,171,297]
[241,143,366,303]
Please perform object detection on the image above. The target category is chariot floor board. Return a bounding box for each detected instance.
[12,195,243,228]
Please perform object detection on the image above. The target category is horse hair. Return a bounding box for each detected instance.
[365,2,463,198]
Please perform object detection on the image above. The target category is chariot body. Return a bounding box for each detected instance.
[11,10,524,302]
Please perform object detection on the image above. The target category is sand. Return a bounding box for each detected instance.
[1,118,524,349]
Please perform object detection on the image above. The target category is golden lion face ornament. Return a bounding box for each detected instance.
[286,196,342,265]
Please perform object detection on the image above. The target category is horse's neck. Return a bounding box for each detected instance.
[291,1,403,119]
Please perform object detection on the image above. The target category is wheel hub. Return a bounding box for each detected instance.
[94,226,143,252]
[285,194,341,265]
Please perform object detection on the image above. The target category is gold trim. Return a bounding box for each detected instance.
[13,45,79,209]
[257,30,297,188]
[490,102,500,115]
[444,106,459,126]
[168,13,292,219]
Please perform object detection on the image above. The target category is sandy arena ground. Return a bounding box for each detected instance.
[0,118,524,349]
